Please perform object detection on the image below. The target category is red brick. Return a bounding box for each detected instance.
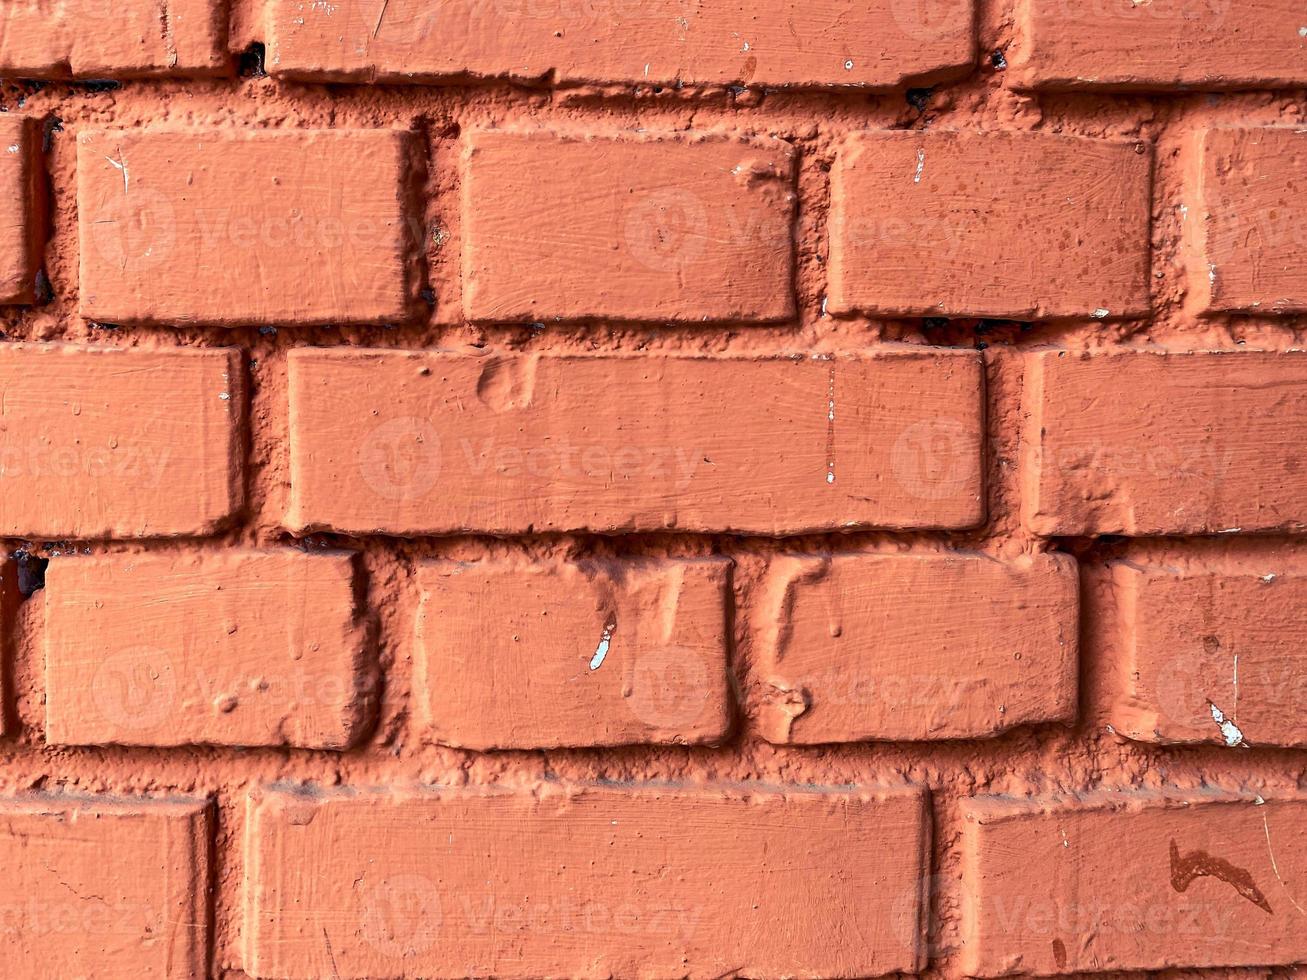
[0,344,243,540]
[415,557,732,750]
[245,783,929,978]
[828,130,1152,319]
[1022,349,1307,536]
[287,347,985,536]
[268,0,974,89]
[1105,559,1307,748]
[0,115,44,305]
[960,790,1307,976]
[0,794,210,978]
[463,129,795,323]
[77,128,417,327]
[0,559,14,738]
[44,550,374,749]
[754,552,1078,743]
[1010,0,1307,90]
[0,0,226,78]
[1183,127,1307,314]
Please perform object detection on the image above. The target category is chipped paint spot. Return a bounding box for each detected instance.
[1208,702,1247,747]
[589,615,617,671]
[843,59,854,70]
[105,150,130,194]
[824,363,836,486]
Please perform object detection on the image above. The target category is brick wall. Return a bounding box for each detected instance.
[2,1,1307,977]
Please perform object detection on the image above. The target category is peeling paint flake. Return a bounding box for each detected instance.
[588,615,617,671]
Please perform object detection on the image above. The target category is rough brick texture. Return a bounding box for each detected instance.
[287,347,984,535]
[1183,127,1307,314]
[0,795,210,978]
[415,557,732,749]
[829,130,1152,319]
[1011,0,1307,90]
[1022,349,1307,536]
[78,128,416,326]
[0,115,45,305]
[0,344,243,539]
[267,0,975,89]
[1104,559,1307,748]
[0,0,227,78]
[961,791,1307,975]
[45,550,373,748]
[5,0,1307,975]
[463,130,797,323]
[245,784,929,978]
[754,552,1078,743]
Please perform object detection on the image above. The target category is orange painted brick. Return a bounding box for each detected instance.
[44,550,374,748]
[0,794,210,978]
[961,790,1307,976]
[1183,127,1307,314]
[754,552,1078,743]
[828,130,1152,319]
[287,347,984,536]
[463,129,796,323]
[1010,0,1307,90]
[0,344,242,539]
[1022,349,1307,536]
[0,0,226,78]
[245,782,930,978]
[415,557,732,750]
[77,128,417,327]
[1106,559,1307,748]
[0,115,44,305]
[268,0,974,89]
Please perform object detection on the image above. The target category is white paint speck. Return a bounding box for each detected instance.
[1092,308,1110,319]
[742,41,750,52]
[4,145,17,154]
[105,152,130,194]
[913,148,925,183]
[219,392,230,401]
[1208,702,1247,748]
[589,618,617,671]
[844,59,854,71]
[1261,573,1277,584]
[1299,26,1307,36]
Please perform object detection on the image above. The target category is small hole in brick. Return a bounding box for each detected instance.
[906,87,933,112]
[239,42,267,79]
[42,116,62,152]
[419,287,436,307]
[990,49,1008,70]
[923,317,950,330]
[33,269,52,305]
[13,550,48,597]
[76,79,122,93]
